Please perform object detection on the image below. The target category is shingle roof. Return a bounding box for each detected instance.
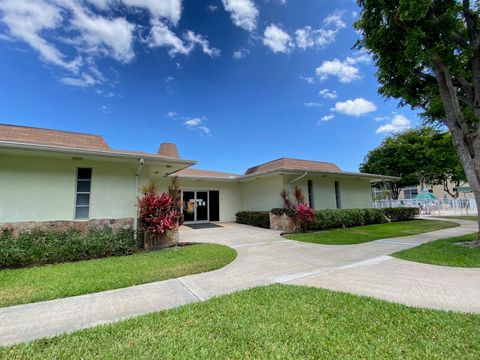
[175,168,240,179]
[0,124,193,162]
[244,158,342,175]
[0,123,110,151]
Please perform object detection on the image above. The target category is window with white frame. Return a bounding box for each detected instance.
[307,180,314,208]
[403,186,418,200]
[334,181,341,209]
[75,168,92,219]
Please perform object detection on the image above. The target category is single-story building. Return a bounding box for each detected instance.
[0,124,396,231]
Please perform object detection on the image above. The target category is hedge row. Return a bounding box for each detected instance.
[235,211,270,229]
[236,207,419,230]
[383,207,420,221]
[308,208,387,231]
[0,228,140,269]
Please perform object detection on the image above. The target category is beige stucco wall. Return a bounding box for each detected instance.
[1,151,375,224]
[241,175,285,211]
[283,174,373,210]
[0,153,138,223]
[155,177,242,222]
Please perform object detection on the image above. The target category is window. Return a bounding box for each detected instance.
[334,181,341,209]
[75,168,92,219]
[307,180,314,208]
[403,186,418,200]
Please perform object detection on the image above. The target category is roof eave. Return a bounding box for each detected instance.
[0,141,196,165]
[239,168,399,182]
[171,174,240,182]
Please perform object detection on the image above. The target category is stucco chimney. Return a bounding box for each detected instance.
[158,142,180,158]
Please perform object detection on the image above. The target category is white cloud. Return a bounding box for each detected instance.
[184,118,202,127]
[315,54,371,83]
[184,31,221,58]
[233,47,249,59]
[148,21,219,58]
[222,0,259,32]
[167,111,178,118]
[332,98,377,116]
[294,10,346,50]
[0,0,220,88]
[316,58,360,83]
[0,0,80,72]
[59,73,98,87]
[100,104,111,113]
[69,4,135,63]
[321,114,334,121]
[323,10,346,29]
[263,24,294,53]
[300,76,315,84]
[304,102,322,107]
[373,115,389,122]
[121,0,182,24]
[207,4,218,12]
[184,117,211,135]
[376,114,411,134]
[318,88,337,99]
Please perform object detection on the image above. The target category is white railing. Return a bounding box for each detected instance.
[373,198,478,216]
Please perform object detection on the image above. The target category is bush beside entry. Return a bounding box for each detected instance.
[236,207,419,232]
[0,228,139,269]
[235,212,270,229]
[137,183,181,250]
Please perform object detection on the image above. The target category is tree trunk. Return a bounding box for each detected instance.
[431,58,480,244]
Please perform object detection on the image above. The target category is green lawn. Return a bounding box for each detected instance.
[393,233,480,267]
[285,220,458,245]
[2,284,479,359]
[0,244,236,307]
[438,215,479,221]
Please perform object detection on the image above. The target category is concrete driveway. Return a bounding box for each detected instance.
[0,218,479,345]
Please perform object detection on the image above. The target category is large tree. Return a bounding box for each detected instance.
[361,128,466,199]
[356,0,480,242]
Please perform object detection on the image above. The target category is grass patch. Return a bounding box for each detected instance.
[285,220,458,245]
[438,216,479,221]
[0,244,236,307]
[393,233,480,267]
[2,284,479,359]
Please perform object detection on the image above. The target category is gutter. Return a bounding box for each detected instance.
[287,171,308,193]
[133,158,145,240]
[0,141,196,165]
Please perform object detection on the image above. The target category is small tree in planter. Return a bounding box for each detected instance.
[138,183,180,250]
[271,186,314,232]
[295,203,314,232]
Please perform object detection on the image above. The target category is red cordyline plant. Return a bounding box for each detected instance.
[295,203,314,231]
[138,185,179,234]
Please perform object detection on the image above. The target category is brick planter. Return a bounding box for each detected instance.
[0,218,133,236]
[269,213,301,233]
[143,227,179,250]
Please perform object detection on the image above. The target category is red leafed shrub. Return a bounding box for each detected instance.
[138,188,179,234]
[295,203,314,231]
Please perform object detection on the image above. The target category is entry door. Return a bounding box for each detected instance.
[182,191,195,223]
[182,190,209,223]
[195,191,208,222]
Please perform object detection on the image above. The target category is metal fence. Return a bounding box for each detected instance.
[373,198,478,216]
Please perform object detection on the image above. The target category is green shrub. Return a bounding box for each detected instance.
[383,207,420,221]
[0,228,140,269]
[270,208,296,217]
[308,208,388,231]
[235,211,270,229]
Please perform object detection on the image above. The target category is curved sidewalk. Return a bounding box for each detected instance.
[0,218,478,345]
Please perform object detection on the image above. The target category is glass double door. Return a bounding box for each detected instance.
[182,191,209,223]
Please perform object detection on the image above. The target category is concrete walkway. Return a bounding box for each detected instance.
[0,218,478,345]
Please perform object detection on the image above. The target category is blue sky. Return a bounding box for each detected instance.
[0,0,420,174]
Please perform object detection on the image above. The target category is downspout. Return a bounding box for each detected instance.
[133,158,145,239]
[288,171,308,193]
